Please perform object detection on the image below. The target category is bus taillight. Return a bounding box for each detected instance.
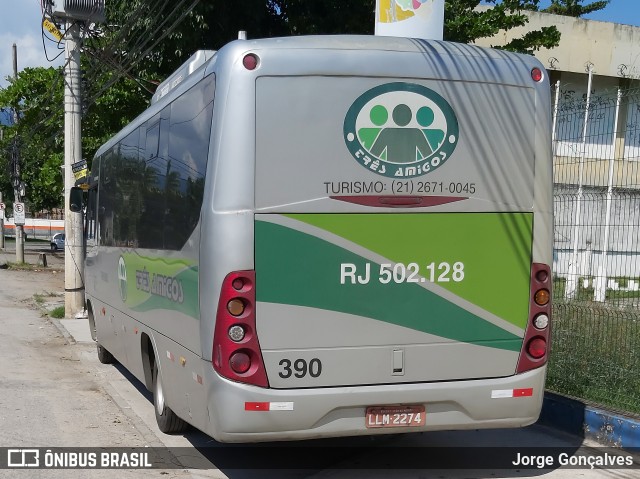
[531,67,543,83]
[212,271,269,387]
[516,263,552,374]
[526,337,547,359]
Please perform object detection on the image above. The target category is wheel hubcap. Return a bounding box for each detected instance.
[155,370,165,415]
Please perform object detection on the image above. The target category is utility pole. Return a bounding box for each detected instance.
[0,191,4,250]
[64,22,85,316]
[0,126,4,249]
[47,1,104,317]
[12,43,24,264]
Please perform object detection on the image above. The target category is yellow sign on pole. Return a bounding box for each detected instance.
[72,159,88,182]
[43,18,63,42]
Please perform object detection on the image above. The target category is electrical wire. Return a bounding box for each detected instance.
[9,0,203,176]
[84,0,201,110]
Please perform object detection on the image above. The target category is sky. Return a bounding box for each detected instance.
[0,0,66,88]
[1,0,640,88]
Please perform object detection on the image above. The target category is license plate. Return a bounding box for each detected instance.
[365,405,426,428]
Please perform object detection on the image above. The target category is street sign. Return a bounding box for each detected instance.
[43,18,63,41]
[14,202,25,226]
[72,159,88,182]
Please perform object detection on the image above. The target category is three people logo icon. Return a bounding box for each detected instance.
[360,103,445,164]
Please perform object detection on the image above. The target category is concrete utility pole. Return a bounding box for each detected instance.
[50,1,104,318]
[64,23,85,316]
[0,126,3,249]
[0,191,4,250]
[12,43,24,264]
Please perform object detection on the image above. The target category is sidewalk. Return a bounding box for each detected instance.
[56,316,93,343]
[0,245,92,343]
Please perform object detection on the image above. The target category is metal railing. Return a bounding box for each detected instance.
[549,77,640,415]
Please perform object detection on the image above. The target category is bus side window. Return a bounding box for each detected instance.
[86,186,98,243]
[146,121,160,159]
[99,148,116,246]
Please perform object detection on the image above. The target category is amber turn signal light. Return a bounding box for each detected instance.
[534,289,550,306]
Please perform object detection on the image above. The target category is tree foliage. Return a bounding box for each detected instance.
[0,65,146,212]
[103,0,563,81]
[446,1,559,52]
[542,0,610,17]
[0,67,64,212]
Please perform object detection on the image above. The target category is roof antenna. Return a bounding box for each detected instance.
[238,31,247,40]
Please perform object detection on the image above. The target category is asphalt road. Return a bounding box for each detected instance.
[0,240,65,264]
[0,262,637,478]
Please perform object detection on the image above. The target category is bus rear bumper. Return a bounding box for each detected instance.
[204,367,547,443]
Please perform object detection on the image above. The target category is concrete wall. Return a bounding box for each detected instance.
[474,9,640,80]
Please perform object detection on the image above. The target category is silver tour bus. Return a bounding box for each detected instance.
[78,35,553,442]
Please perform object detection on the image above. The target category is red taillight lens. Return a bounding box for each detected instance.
[516,263,552,374]
[230,351,251,374]
[527,338,547,359]
[536,270,548,282]
[212,271,268,387]
[243,53,259,70]
[531,67,543,82]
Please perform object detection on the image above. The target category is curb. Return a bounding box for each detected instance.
[48,315,77,345]
[540,392,640,449]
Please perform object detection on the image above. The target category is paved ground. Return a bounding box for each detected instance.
[0,247,202,478]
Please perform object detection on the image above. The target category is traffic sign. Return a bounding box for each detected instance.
[14,202,25,226]
[0,202,5,209]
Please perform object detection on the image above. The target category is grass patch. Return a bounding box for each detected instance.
[34,292,59,306]
[553,277,640,303]
[49,306,65,319]
[606,290,640,301]
[6,262,38,271]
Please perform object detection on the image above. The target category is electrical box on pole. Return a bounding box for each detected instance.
[50,0,106,23]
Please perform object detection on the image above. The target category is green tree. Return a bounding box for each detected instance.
[542,0,610,16]
[90,0,285,84]
[446,1,559,52]
[269,1,560,53]
[0,65,146,212]
[0,67,64,213]
[100,0,561,81]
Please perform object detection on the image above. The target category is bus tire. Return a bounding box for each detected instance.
[97,343,115,364]
[153,362,188,434]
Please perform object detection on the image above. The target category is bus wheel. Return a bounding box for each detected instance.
[153,362,188,433]
[97,343,115,364]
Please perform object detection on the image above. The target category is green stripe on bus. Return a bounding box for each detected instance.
[284,213,532,329]
[255,220,522,351]
[121,254,200,319]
